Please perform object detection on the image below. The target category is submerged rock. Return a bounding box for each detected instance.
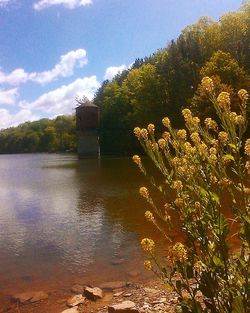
[12,291,48,303]
[84,286,103,300]
[99,281,129,291]
[71,284,84,294]
[67,294,85,307]
[108,300,139,313]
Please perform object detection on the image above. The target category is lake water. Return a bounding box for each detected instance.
[0,154,160,294]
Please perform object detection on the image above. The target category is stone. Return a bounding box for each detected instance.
[152,297,166,304]
[84,286,103,301]
[61,308,79,313]
[71,284,84,294]
[143,288,158,295]
[67,294,85,307]
[30,291,48,303]
[99,281,128,291]
[114,291,124,297]
[12,291,48,303]
[108,300,139,313]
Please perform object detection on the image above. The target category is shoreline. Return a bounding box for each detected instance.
[0,277,177,313]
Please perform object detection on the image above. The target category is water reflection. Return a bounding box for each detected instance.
[0,154,154,294]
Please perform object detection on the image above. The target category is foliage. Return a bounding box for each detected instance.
[0,115,76,154]
[95,5,250,154]
[133,78,250,313]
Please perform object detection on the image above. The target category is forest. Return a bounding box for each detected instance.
[0,3,250,154]
[95,2,250,154]
[0,115,76,153]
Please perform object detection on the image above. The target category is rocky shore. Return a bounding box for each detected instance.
[0,279,178,313]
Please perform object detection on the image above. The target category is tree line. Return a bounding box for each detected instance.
[95,2,250,155]
[0,115,76,154]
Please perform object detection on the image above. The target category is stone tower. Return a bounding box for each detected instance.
[75,99,100,159]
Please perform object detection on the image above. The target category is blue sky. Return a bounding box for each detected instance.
[0,0,242,128]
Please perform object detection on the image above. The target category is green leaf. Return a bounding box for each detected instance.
[212,255,223,267]
[228,143,237,151]
[223,154,235,161]
[208,191,220,204]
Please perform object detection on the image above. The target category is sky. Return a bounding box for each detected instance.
[0,0,242,129]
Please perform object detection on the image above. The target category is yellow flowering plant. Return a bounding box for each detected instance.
[133,77,249,313]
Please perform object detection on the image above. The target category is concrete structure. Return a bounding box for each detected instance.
[75,100,100,159]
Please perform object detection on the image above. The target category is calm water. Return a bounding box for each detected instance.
[0,154,161,294]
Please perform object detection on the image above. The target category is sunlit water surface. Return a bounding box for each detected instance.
[0,154,164,294]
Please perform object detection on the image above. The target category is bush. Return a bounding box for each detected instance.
[133,77,249,313]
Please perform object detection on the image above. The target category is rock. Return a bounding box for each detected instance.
[144,288,158,295]
[114,291,124,297]
[67,294,85,307]
[124,293,132,297]
[12,291,48,303]
[99,281,128,291]
[30,291,49,303]
[108,300,139,313]
[152,297,166,304]
[61,308,79,313]
[71,284,84,294]
[84,286,103,301]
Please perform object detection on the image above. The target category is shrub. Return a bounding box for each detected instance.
[133,77,249,313]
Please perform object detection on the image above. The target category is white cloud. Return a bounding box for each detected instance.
[0,0,11,7]
[0,88,18,105]
[104,64,127,81]
[33,0,92,11]
[0,109,39,129]
[20,75,100,115]
[0,49,87,86]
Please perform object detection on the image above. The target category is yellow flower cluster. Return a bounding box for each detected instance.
[198,143,208,158]
[139,187,150,199]
[147,123,155,134]
[145,210,155,222]
[158,138,166,149]
[162,131,171,141]
[141,238,155,252]
[173,180,183,191]
[132,155,141,165]
[177,129,187,140]
[201,76,214,93]
[140,128,148,139]
[133,127,141,138]
[190,132,201,144]
[209,147,217,164]
[217,92,231,111]
[238,89,249,102]
[133,127,149,140]
[144,260,152,271]
[174,198,184,207]
[229,112,245,125]
[182,108,192,123]
[170,242,188,262]
[204,118,217,131]
[194,260,207,274]
[245,139,250,157]
[218,131,229,145]
[162,117,171,128]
